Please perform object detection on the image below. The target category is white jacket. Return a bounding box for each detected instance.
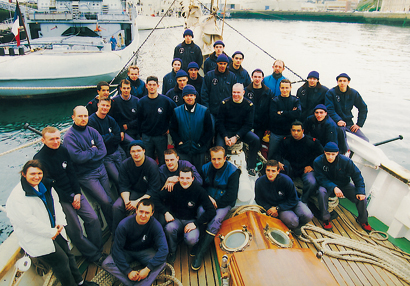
[6,180,67,257]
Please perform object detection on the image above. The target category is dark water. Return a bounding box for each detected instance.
[1,19,410,244]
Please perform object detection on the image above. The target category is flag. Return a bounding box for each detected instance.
[12,3,21,46]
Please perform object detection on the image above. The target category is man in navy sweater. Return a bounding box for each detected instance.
[216,83,259,176]
[86,81,110,115]
[162,58,182,95]
[88,98,123,192]
[165,69,188,106]
[112,140,161,234]
[255,160,313,235]
[159,148,202,191]
[34,126,104,265]
[228,51,251,87]
[63,106,114,230]
[103,199,168,286]
[314,142,372,231]
[152,167,215,265]
[137,76,176,166]
[173,29,203,72]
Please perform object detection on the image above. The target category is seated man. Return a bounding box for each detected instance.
[34,127,103,265]
[170,84,213,171]
[88,98,122,191]
[152,167,215,265]
[313,142,372,232]
[165,69,189,106]
[255,160,313,235]
[63,106,113,230]
[103,199,168,286]
[162,58,182,95]
[276,121,324,203]
[193,146,240,270]
[216,83,259,176]
[304,104,338,148]
[112,140,161,234]
[159,148,202,191]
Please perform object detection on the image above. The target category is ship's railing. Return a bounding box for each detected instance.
[27,10,131,22]
[0,0,36,13]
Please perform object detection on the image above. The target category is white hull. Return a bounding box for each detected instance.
[137,15,183,30]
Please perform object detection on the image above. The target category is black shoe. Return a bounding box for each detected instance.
[94,253,108,268]
[292,227,302,236]
[167,252,176,265]
[190,244,199,257]
[191,233,214,271]
[81,281,99,286]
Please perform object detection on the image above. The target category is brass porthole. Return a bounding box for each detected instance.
[219,225,252,253]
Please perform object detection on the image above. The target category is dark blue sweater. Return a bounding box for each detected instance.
[137,94,176,136]
[173,41,203,72]
[112,215,168,275]
[269,95,301,135]
[304,115,338,147]
[166,86,184,107]
[244,83,275,131]
[296,82,329,122]
[255,174,299,212]
[88,113,121,155]
[228,64,251,87]
[110,94,139,132]
[162,71,177,95]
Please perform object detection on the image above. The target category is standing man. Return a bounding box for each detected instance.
[126,65,147,99]
[166,69,189,106]
[304,104,339,148]
[216,83,259,176]
[86,81,110,115]
[152,167,216,264]
[263,59,286,97]
[314,142,372,231]
[110,79,140,145]
[89,98,123,190]
[63,106,113,230]
[244,68,274,141]
[255,160,313,235]
[201,54,237,124]
[159,148,202,191]
[228,51,251,87]
[103,199,168,286]
[110,35,117,51]
[296,71,329,122]
[137,76,176,166]
[187,62,203,102]
[162,58,182,95]
[34,127,104,265]
[276,121,324,203]
[268,79,301,160]
[169,84,213,171]
[325,73,369,141]
[112,140,161,234]
[194,147,240,269]
[203,40,231,74]
[173,29,203,72]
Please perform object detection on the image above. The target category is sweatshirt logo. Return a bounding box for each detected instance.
[212,78,218,85]
[248,92,254,100]
[142,235,147,242]
[158,107,163,114]
[143,176,148,182]
[179,48,184,54]
[278,191,284,196]
[108,127,112,133]
[336,95,340,102]
[301,90,306,96]
[173,95,180,103]
[132,108,136,113]
[91,139,95,145]
[187,201,195,208]
[62,161,67,169]
[323,166,329,172]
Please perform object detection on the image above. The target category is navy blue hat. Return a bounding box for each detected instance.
[213,40,225,47]
[129,140,145,150]
[172,58,182,66]
[183,29,193,38]
[314,104,327,112]
[187,62,199,70]
[232,51,244,59]
[336,73,351,81]
[182,84,197,97]
[252,68,264,77]
[324,142,339,152]
[216,54,229,63]
[176,70,188,79]
[307,71,319,80]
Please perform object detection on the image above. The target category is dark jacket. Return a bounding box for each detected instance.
[269,95,301,135]
[296,82,328,122]
[304,115,338,147]
[166,85,184,107]
[88,113,121,155]
[162,71,177,95]
[244,82,274,131]
[173,41,203,72]
[126,76,147,99]
[203,52,232,74]
[228,63,251,87]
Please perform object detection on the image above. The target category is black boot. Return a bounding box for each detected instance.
[191,232,214,271]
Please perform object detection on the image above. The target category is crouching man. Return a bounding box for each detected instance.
[103,199,167,286]
[255,160,313,235]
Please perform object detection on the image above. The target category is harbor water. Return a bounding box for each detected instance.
[1,19,410,244]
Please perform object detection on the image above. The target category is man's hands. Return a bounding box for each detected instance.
[184,222,196,233]
[72,194,81,210]
[304,166,314,173]
[334,187,345,198]
[209,196,218,209]
[165,212,175,223]
[162,176,179,192]
[52,225,64,240]
[128,267,151,281]
[337,120,346,127]
[224,136,238,147]
[125,200,138,211]
[350,124,360,133]
[266,207,278,217]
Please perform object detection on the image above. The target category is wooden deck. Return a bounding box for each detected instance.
[82,205,410,286]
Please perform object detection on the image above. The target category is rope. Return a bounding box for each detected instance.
[156,263,183,286]
[195,0,305,82]
[108,0,179,85]
[229,204,266,218]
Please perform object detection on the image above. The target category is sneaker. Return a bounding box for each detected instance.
[94,253,108,268]
[248,169,257,176]
[322,220,333,230]
[167,252,176,265]
[356,219,372,232]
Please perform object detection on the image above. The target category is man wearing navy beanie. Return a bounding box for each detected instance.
[203,40,232,74]
[166,70,189,106]
[187,62,203,101]
[304,104,339,148]
[173,29,203,72]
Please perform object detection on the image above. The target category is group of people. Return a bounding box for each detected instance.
[6,28,372,286]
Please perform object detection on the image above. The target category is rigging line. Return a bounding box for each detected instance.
[109,0,179,85]
[195,0,305,82]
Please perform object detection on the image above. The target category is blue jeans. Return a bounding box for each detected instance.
[77,164,113,230]
[268,132,287,160]
[61,195,102,262]
[102,250,165,286]
[278,201,313,230]
[141,133,167,166]
[164,219,200,253]
[197,205,231,235]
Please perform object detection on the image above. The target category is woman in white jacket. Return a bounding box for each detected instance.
[6,160,98,286]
